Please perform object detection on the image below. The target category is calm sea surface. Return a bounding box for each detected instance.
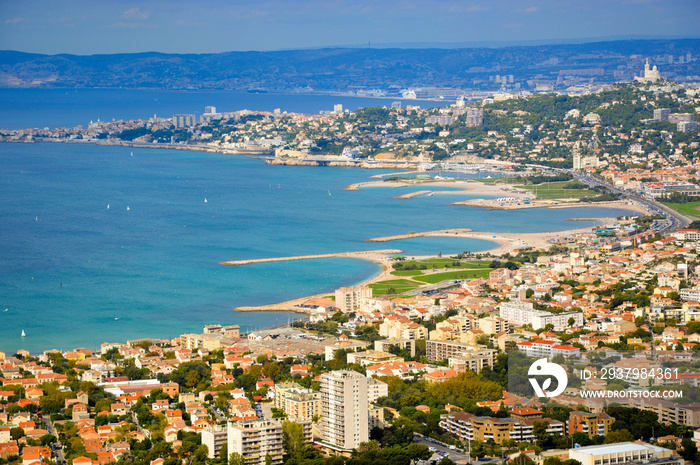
[0,88,446,130]
[0,89,638,354]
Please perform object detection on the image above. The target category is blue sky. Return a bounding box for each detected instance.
[1,0,699,55]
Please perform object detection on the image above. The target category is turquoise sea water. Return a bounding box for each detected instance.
[0,89,640,354]
[0,143,638,354]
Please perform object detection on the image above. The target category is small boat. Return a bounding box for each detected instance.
[204,198,208,203]
[35,216,38,221]
[107,204,110,209]
[127,206,130,211]
[130,151,133,157]
[21,330,26,337]
[328,191,332,196]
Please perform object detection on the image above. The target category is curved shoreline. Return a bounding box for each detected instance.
[229,213,630,313]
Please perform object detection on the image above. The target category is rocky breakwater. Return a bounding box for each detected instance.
[220,249,404,266]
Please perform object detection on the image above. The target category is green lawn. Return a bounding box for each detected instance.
[368,279,422,296]
[515,181,597,199]
[412,269,491,284]
[667,201,700,218]
[391,270,424,277]
[396,258,492,270]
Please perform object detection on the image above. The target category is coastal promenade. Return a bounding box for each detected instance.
[220,249,403,266]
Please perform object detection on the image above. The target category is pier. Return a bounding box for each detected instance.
[366,229,473,242]
[394,190,431,199]
[220,249,404,266]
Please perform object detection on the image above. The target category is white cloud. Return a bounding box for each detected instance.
[122,7,150,21]
[5,17,25,25]
[512,6,540,14]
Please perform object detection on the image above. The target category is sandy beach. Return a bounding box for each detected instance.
[344,179,531,197]
[363,219,620,256]
[229,214,626,313]
[450,198,650,215]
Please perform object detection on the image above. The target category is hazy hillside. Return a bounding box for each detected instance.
[1,39,699,92]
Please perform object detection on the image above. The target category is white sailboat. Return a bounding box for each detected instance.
[21,330,26,337]
[204,198,208,203]
[127,206,130,211]
[107,204,110,209]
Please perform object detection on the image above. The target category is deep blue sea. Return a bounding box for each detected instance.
[0,89,638,354]
[0,88,445,131]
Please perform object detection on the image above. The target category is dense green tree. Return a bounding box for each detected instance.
[680,438,698,462]
[10,427,24,441]
[603,429,635,444]
[282,420,307,459]
[229,452,245,465]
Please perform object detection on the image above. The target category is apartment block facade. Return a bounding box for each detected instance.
[227,420,284,465]
[320,370,368,451]
[273,382,321,422]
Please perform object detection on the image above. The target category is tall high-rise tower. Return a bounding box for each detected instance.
[320,370,368,451]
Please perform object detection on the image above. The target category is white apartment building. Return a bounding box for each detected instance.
[532,311,584,331]
[201,425,227,459]
[367,377,389,402]
[273,382,321,422]
[335,286,372,313]
[499,301,583,330]
[681,288,700,303]
[477,316,510,335]
[516,339,581,359]
[320,370,368,451]
[227,420,284,465]
[499,301,539,325]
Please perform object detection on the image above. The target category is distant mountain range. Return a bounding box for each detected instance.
[1,39,699,92]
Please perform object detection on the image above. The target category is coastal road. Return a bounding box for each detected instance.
[523,163,692,233]
[413,434,471,463]
[414,434,508,465]
[44,417,66,464]
[569,171,692,233]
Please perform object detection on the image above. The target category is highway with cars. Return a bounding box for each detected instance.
[523,163,692,234]
[569,170,692,233]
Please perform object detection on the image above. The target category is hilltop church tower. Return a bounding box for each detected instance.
[635,58,661,83]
